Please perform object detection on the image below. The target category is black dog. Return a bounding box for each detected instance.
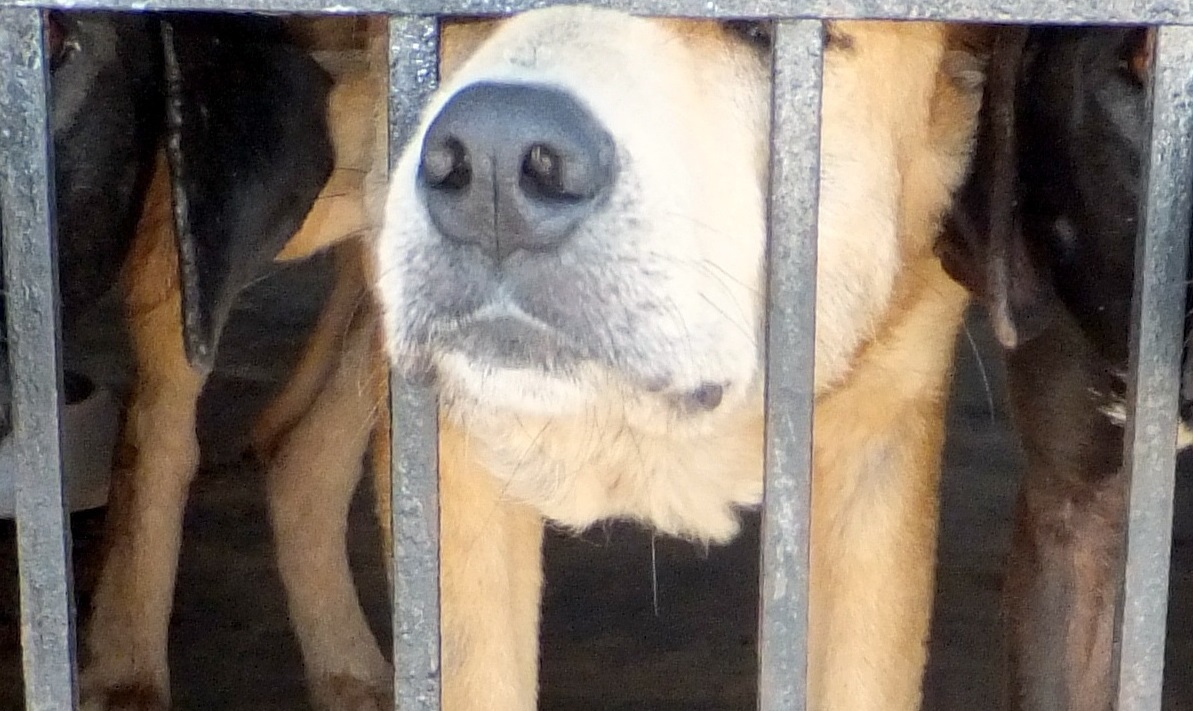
[0,11,333,436]
[937,25,1191,711]
[0,12,160,436]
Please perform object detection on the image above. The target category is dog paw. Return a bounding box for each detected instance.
[311,674,394,711]
[79,683,168,711]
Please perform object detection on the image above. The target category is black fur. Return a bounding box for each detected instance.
[937,26,1189,711]
[49,12,165,321]
[0,12,334,437]
[161,14,333,369]
[0,12,162,438]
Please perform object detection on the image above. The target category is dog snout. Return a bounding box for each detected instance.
[418,82,616,263]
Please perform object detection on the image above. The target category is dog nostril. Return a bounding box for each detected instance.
[521,144,573,201]
[421,137,471,191]
[417,83,618,260]
[519,142,606,203]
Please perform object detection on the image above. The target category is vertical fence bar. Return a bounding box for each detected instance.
[1114,23,1193,711]
[388,15,443,711]
[758,19,823,711]
[0,8,78,711]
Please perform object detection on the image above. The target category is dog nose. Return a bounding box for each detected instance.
[417,82,616,262]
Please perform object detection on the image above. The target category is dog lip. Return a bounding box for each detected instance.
[436,306,585,370]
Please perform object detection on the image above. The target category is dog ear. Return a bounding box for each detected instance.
[160,14,334,372]
[936,26,1059,350]
[50,13,163,322]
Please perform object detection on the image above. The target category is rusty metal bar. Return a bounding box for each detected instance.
[0,8,79,711]
[0,0,1191,24]
[758,18,822,711]
[0,4,1187,711]
[387,15,443,711]
[1113,22,1193,711]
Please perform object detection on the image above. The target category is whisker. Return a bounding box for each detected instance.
[963,321,997,424]
[650,532,660,617]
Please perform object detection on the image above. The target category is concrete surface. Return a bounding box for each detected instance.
[1,248,1192,710]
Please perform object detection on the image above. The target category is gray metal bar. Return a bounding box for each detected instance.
[1114,23,1193,711]
[0,0,1190,25]
[0,8,79,711]
[388,15,443,711]
[758,19,822,711]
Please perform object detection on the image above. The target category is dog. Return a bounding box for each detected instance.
[0,11,163,438]
[11,12,393,711]
[346,9,988,710]
[62,9,987,709]
[936,25,1192,711]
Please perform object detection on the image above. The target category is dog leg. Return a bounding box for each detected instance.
[369,413,544,710]
[266,294,391,710]
[81,160,205,711]
[1001,320,1127,711]
[435,423,545,711]
[806,266,967,711]
[807,402,946,711]
[1004,469,1122,711]
[368,340,392,588]
[252,241,367,459]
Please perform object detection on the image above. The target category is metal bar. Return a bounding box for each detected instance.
[388,15,443,711]
[758,19,822,711]
[1113,23,1193,711]
[0,0,1190,25]
[0,8,78,711]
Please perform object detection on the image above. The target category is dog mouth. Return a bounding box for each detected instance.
[432,307,589,373]
[395,245,750,415]
[423,307,733,416]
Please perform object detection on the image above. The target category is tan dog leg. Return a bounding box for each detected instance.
[368,341,392,585]
[278,307,545,709]
[252,242,368,459]
[807,265,968,711]
[425,424,545,711]
[808,401,947,711]
[369,405,544,709]
[266,290,391,710]
[80,161,205,711]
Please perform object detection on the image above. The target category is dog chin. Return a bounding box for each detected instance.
[432,348,757,439]
[434,351,601,418]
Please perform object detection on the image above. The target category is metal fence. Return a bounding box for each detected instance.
[1,1,1191,710]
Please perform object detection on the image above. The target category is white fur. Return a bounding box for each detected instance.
[373,8,930,540]
[1100,399,1193,450]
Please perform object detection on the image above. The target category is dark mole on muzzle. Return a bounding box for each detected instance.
[418,82,617,264]
[678,383,725,413]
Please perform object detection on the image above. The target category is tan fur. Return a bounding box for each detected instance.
[83,12,989,711]
[79,18,391,711]
[264,259,391,709]
[81,155,205,710]
[251,241,369,457]
[806,259,968,706]
[369,11,985,711]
